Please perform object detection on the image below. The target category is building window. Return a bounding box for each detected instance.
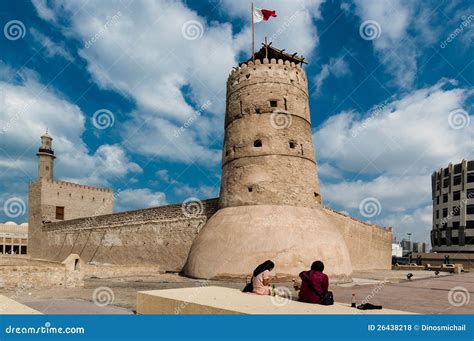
[269,100,278,108]
[442,208,448,218]
[453,175,462,186]
[453,191,461,201]
[467,205,474,215]
[453,163,462,174]
[468,161,474,171]
[443,178,450,188]
[284,98,288,110]
[436,210,439,219]
[253,139,262,147]
[467,172,474,183]
[468,189,474,199]
[289,141,297,149]
[436,196,439,205]
[452,222,460,229]
[453,206,461,216]
[467,221,474,228]
[55,206,64,220]
[443,193,448,203]
[443,168,450,177]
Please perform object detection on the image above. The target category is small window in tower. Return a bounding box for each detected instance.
[248,187,253,192]
[254,139,262,147]
[270,100,278,108]
[81,195,83,200]
[69,193,71,197]
[45,166,49,171]
[284,98,288,110]
[289,141,297,149]
[55,206,64,220]
[92,197,95,201]
[246,73,250,79]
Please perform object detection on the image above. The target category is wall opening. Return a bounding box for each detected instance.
[55,206,64,220]
[289,141,297,149]
[270,100,278,108]
[248,187,253,192]
[254,139,262,147]
[74,258,80,271]
[284,98,288,110]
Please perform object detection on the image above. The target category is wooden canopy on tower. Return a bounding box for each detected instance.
[244,42,307,65]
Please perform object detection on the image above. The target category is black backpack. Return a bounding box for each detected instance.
[242,276,253,293]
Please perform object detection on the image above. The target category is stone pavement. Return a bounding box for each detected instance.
[3,271,472,314]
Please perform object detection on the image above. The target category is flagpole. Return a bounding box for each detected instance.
[251,2,255,61]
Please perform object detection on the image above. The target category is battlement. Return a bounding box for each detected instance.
[227,58,307,94]
[38,178,113,193]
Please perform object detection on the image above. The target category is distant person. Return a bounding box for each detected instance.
[250,260,275,295]
[293,261,333,305]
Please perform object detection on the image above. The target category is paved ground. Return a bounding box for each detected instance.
[4,271,473,314]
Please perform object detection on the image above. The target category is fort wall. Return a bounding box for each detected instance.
[32,199,219,272]
[323,207,392,271]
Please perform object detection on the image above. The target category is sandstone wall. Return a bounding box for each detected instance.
[323,207,392,271]
[28,179,114,258]
[34,199,219,272]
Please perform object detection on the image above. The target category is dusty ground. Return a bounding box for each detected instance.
[3,270,473,314]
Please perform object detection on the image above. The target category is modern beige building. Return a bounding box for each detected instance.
[431,159,474,252]
[0,222,28,255]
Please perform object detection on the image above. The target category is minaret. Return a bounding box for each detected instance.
[36,130,55,180]
[184,44,352,282]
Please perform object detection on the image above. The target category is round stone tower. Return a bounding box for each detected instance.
[184,46,352,282]
[220,57,321,208]
[36,130,55,180]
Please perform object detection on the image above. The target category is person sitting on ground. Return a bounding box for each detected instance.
[251,260,275,295]
[293,260,332,304]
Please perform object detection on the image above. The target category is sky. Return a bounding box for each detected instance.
[0,0,473,246]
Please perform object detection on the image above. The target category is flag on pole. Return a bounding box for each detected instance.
[253,7,277,23]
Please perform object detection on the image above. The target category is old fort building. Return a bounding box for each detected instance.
[28,44,392,280]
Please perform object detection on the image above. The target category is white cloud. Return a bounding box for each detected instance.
[31,0,57,22]
[314,55,351,94]
[30,28,74,61]
[0,66,141,187]
[321,175,431,214]
[354,0,419,88]
[314,80,474,175]
[115,188,167,212]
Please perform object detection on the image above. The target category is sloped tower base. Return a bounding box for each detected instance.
[183,205,353,283]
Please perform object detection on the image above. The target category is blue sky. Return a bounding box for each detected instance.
[0,0,473,245]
